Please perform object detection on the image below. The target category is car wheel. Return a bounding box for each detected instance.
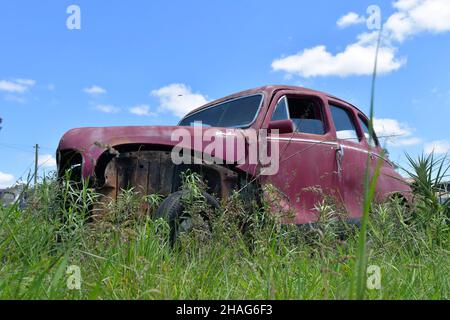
[155,190,220,246]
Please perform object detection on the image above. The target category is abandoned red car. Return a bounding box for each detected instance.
[57,85,411,229]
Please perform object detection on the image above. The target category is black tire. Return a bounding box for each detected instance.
[155,190,220,245]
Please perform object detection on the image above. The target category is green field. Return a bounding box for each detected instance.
[0,154,448,300]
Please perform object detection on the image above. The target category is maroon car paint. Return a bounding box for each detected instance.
[57,86,411,224]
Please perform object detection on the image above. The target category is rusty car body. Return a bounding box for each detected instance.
[57,85,411,225]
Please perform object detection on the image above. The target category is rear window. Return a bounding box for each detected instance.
[330,104,359,142]
[358,116,379,147]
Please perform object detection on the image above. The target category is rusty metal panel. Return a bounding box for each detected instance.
[98,150,174,201]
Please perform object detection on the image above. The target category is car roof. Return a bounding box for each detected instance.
[183,85,365,118]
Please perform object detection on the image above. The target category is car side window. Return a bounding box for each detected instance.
[358,116,378,147]
[271,96,325,135]
[330,104,359,142]
[271,97,289,121]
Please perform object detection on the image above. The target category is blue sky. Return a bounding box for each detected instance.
[1,0,449,187]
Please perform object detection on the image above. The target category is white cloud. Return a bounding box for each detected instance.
[393,137,423,146]
[14,78,36,87]
[272,0,450,78]
[271,44,405,78]
[129,104,156,116]
[385,0,450,42]
[374,118,412,137]
[38,154,57,168]
[151,83,208,117]
[0,80,28,93]
[95,104,120,113]
[374,118,421,146]
[0,172,15,189]
[424,140,450,154]
[337,12,366,28]
[84,85,107,95]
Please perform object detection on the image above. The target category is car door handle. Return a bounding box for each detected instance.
[335,145,344,176]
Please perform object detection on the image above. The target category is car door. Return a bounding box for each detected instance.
[356,113,384,203]
[261,92,340,224]
[328,101,368,220]
[357,113,412,204]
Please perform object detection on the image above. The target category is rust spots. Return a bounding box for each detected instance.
[97,150,174,200]
[94,141,120,156]
[92,149,241,218]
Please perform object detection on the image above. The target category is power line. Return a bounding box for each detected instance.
[0,142,55,151]
[0,143,34,153]
[12,160,35,186]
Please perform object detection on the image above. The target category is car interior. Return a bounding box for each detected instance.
[272,97,325,135]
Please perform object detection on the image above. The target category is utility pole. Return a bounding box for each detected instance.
[34,144,39,185]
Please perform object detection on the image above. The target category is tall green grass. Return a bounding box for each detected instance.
[349,27,382,300]
[0,160,448,300]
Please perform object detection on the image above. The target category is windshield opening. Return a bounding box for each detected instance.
[178,94,263,128]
